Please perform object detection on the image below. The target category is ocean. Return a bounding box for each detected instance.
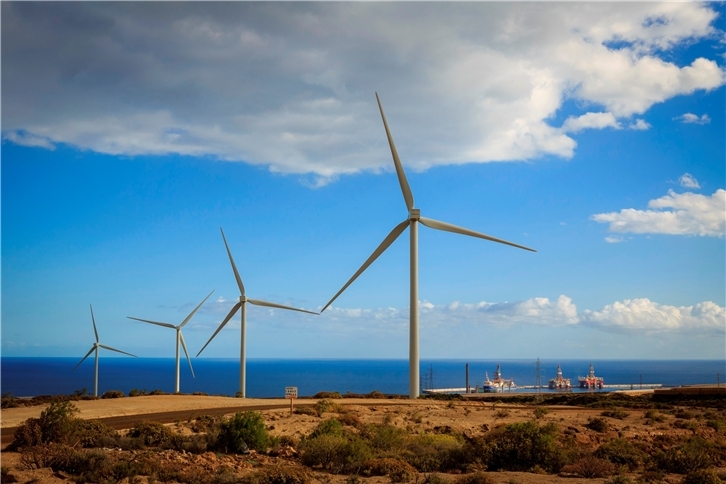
[1,358,724,398]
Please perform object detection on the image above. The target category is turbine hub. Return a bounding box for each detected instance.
[409,208,420,221]
[239,295,247,303]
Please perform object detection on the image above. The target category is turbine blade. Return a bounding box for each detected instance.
[127,317,176,329]
[179,289,215,328]
[376,92,414,211]
[220,227,245,296]
[196,302,242,357]
[179,331,195,378]
[90,304,99,343]
[248,299,318,315]
[322,219,409,312]
[72,347,95,372]
[98,344,137,358]
[419,216,536,252]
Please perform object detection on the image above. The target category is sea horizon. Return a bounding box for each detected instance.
[3,357,724,399]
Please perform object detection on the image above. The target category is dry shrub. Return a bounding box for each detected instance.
[644,410,666,423]
[494,410,510,419]
[586,417,609,433]
[421,473,446,484]
[242,465,311,484]
[11,417,43,449]
[637,470,665,482]
[191,414,219,433]
[533,407,550,419]
[403,433,464,472]
[602,408,630,420]
[338,413,362,428]
[454,471,496,484]
[560,455,615,478]
[101,390,124,399]
[299,433,372,474]
[680,468,721,484]
[67,419,119,447]
[595,438,645,469]
[129,421,174,446]
[294,406,318,416]
[651,436,718,474]
[315,399,343,415]
[673,410,695,420]
[313,392,343,399]
[361,458,417,482]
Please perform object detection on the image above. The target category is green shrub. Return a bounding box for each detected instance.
[403,433,464,472]
[315,399,342,415]
[586,417,609,433]
[360,423,408,452]
[673,420,699,431]
[674,409,695,420]
[310,418,344,438]
[39,401,79,443]
[217,411,270,453]
[128,421,173,446]
[595,438,645,469]
[481,420,572,473]
[299,433,372,474]
[1,392,19,408]
[361,458,417,482]
[644,410,666,423]
[533,407,550,419]
[338,413,362,428]
[454,472,496,484]
[652,436,717,474]
[129,388,148,397]
[293,406,318,416]
[241,465,311,484]
[560,456,615,478]
[681,468,721,484]
[313,392,343,399]
[706,419,724,432]
[67,419,118,447]
[601,408,629,420]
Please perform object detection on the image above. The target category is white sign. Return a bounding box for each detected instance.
[285,386,298,399]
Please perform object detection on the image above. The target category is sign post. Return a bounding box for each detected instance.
[285,386,298,413]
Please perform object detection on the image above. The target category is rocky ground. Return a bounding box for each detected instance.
[2,392,725,484]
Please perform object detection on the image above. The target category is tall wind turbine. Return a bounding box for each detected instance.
[321,93,536,399]
[196,228,318,398]
[128,290,214,393]
[72,305,137,397]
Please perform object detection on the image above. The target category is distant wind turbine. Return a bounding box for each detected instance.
[196,228,318,398]
[72,305,136,397]
[128,290,214,393]
[321,92,536,399]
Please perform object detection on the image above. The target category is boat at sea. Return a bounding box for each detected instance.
[548,364,571,390]
[578,363,604,389]
[478,364,515,393]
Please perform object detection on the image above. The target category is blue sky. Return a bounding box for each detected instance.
[2,2,724,361]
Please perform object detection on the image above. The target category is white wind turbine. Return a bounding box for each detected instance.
[321,93,536,399]
[196,228,318,398]
[72,305,137,397]
[128,290,214,393]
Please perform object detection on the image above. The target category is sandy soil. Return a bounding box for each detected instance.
[2,394,720,484]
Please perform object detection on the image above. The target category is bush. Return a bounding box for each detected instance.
[313,392,343,399]
[637,470,665,482]
[595,438,645,469]
[652,436,717,474]
[674,409,695,420]
[494,410,510,419]
[67,419,118,448]
[601,408,629,420]
[533,407,550,419]
[673,420,699,431]
[360,423,408,452]
[480,421,572,473]
[129,388,148,397]
[217,411,270,453]
[241,465,311,484]
[1,392,19,408]
[39,401,79,443]
[315,399,342,415]
[644,410,666,423]
[681,468,721,484]
[128,421,173,446]
[11,418,43,449]
[299,433,372,474]
[403,433,464,472]
[362,458,417,482]
[421,473,446,484]
[101,390,124,399]
[454,471,496,484]
[191,414,220,433]
[706,419,724,432]
[560,456,615,478]
[310,419,344,438]
[586,417,609,433]
[293,406,318,416]
[605,477,634,484]
[338,413,362,428]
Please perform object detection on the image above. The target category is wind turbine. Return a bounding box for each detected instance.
[196,228,318,398]
[321,92,536,399]
[72,305,137,397]
[128,290,214,393]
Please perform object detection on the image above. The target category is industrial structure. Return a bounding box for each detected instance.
[578,363,604,389]
[548,364,571,389]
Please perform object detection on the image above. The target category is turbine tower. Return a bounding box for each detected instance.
[321,93,536,399]
[128,290,213,393]
[196,228,318,398]
[72,304,136,397]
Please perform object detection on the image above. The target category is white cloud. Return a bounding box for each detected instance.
[605,235,624,243]
[629,119,651,130]
[562,112,620,133]
[591,189,726,237]
[679,173,701,189]
[675,113,711,124]
[581,299,725,334]
[1,3,723,177]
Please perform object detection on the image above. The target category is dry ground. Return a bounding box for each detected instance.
[2,392,723,484]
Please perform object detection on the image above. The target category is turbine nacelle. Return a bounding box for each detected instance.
[409,209,421,221]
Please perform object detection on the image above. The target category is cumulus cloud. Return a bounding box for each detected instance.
[679,173,701,189]
[581,299,725,334]
[675,113,712,124]
[591,189,726,237]
[629,119,651,130]
[1,3,723,177]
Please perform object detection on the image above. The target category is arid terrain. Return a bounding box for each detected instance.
[2,390,725,484]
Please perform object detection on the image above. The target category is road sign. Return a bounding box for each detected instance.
[285,386,298,399]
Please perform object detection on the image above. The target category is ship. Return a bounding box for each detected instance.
[479,364,515,392]
[548,364,571,389]
[578,363,604,389]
